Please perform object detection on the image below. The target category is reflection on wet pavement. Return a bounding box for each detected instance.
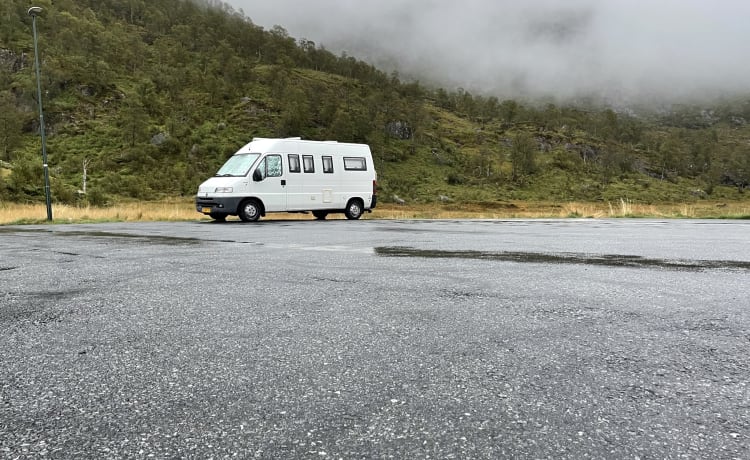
[0,227,200,245]
[375,246,750,271]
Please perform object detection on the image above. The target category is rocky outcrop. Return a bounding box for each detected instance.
[385,121,412,140]
[0,49,25,73]
[150,132,168,146]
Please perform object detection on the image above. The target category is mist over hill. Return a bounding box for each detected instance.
[228,0,750,105]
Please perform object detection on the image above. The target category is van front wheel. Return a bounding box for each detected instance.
[238,199,262,222]
[344,199,364,220]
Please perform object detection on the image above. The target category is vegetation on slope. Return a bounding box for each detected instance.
[1,0,749,210]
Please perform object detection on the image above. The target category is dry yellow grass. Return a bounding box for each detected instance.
[1,198,749,224]
[0,199,201,224]
[375,199,750,219]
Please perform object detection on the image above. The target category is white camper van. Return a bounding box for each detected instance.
[196,137,377,222]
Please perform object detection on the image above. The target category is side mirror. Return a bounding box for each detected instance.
[252,169,263,182]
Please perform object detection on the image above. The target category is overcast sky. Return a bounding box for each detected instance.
[224,0,750,105]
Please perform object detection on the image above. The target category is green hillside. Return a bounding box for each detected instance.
[1,0,749,208]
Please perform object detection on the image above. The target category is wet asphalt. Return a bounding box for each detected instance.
[1,218,749,459]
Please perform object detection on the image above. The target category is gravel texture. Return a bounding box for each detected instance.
[1,219,748,459]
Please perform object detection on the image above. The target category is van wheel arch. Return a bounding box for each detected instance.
[238,198,264,222]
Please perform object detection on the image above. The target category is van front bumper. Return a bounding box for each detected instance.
[195,196,243,215]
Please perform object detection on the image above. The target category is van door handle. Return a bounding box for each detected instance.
[281,179,286,186]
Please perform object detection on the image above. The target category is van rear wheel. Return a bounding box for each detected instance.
[238,199,261,222]
[344,199,364,220]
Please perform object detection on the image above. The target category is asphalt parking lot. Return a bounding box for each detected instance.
[1,219,749,458]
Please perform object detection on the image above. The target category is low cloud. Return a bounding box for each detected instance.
[227,0,750,104]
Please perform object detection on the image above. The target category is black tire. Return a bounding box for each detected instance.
[312,210,328,220]
[344,199,364,220]
[209,213,227,222]
[238,199,261,222]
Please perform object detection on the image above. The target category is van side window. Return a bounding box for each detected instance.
[288,154,300,173]
[303,155,315,173]
[257,155,282,179]
[322,156,334,174]
[343,157,367,171]
[267,155,282,177]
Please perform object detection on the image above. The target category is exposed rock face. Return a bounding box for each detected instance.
[79,85,95,97]
[0,49,25,73]
[565,142,599,162]
[151,132,168,145]
[385,121,412,140]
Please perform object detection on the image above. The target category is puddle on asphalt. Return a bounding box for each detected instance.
[0,227,200,245]
[375,246,750,271]
[60,231,201,245]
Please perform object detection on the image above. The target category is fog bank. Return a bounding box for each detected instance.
[226,0,750,104]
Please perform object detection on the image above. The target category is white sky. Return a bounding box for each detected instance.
[224,0,750,104]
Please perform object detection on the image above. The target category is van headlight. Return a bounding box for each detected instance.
[215,187,233,193]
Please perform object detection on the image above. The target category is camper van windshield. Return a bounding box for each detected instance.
[215,153,260,177]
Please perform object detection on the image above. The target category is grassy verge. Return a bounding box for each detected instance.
[1,198,749,225]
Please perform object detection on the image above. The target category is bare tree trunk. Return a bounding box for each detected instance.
[82,158,91,194]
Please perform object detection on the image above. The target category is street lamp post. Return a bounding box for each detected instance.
[28,6,52,221]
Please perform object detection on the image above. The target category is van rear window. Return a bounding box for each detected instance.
[343,157,367,171]
[322,156,334,173]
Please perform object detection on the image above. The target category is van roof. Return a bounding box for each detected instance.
[252,137,338,144]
